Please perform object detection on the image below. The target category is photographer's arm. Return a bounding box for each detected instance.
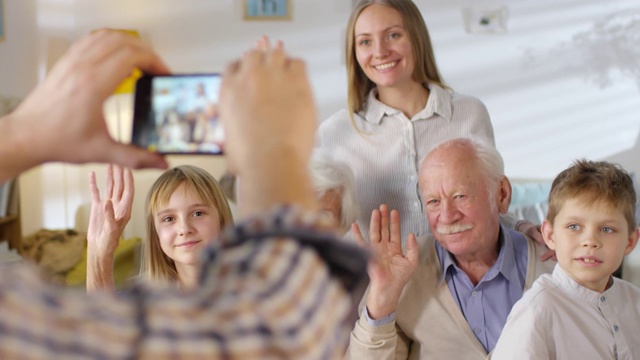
[0,30,169,183]
[220,48,317,217]
[0,35,369,360]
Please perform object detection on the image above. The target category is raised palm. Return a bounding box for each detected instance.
[353,204,419,319]
[87,164,134,256]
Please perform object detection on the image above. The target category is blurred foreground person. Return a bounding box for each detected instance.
[0,30,367,359]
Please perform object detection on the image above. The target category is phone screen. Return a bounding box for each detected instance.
[132,74,224,154]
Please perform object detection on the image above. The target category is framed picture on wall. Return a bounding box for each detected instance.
[0,0,5,42]
[243,0,291,21]
[461,6,508,34]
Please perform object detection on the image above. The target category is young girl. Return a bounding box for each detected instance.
[86,164,233,291]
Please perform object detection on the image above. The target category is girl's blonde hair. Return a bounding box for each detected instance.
[346,0,447,127]
[140,165,233,284]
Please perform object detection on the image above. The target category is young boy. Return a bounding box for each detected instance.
[491,160,640,360]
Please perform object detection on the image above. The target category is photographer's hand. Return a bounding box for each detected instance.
[220,46,317,217]
[0,30,169,182]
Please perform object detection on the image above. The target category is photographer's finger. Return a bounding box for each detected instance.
[241,48,266,68]
[95,31,171,75]
[94,48,170,98]
[255,35,271,51]
[266,47,287,67]
[62,29,119,64]
[100,142,168,170]
[224,59,241,77]
[286,57,308,74]
[286,59,314,97]
[72,31,169,80]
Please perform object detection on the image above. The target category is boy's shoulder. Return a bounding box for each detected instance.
[611,277,640,301]
[524,269,640,313]
[501,274,565,329]
[517,267,602,318]
[519,272,563,308]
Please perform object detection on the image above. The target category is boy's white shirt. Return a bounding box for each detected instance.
[491,264,640,360]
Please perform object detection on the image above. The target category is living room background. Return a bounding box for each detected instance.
[1,0,639,283]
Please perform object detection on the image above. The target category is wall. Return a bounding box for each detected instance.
[57,0,640,179]
[0,0,38,99]
[1,0,639,280]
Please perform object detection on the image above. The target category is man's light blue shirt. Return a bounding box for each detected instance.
[363,225,529,347]
[436,225,528,353]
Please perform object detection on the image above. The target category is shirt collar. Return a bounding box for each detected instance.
[415,83,452,121]
[436,225,523,288]
[436,240,457,284]
[496,227,523,288]
[360,83,453,124]
[551,264,614,306]
[360,88,398,124]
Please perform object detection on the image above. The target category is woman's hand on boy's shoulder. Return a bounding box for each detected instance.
[517,220,556,261]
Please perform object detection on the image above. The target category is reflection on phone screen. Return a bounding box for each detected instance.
[133,74,224,154]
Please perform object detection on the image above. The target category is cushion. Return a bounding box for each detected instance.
[508,180,553,225]
[510,180,552,208]
[21,229,86,284]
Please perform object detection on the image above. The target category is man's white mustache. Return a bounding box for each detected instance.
[436,223,474,235]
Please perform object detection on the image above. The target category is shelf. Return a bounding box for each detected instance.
[0,215,18,225]
[0,179,21,252]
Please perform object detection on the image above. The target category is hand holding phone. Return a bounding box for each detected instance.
[132,74,224,155]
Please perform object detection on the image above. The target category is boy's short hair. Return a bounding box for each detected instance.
[547,159,637,232]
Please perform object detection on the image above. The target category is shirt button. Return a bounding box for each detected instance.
[472,291,478,297]
[600,296,606,302]
[410,175,416,181]
[413,201,419,207]
[474,328,481,334]
[614,325,619,332]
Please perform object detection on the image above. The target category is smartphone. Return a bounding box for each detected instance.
[132,74,224,154]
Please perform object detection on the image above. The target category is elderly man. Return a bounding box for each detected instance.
[347,137,555,359]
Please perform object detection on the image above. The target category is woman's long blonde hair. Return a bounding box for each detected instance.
[140,165,233,285]
[346,0,447,126]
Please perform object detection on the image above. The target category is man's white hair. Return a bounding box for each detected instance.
[424,137,504,184]
[421,137,506,209]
